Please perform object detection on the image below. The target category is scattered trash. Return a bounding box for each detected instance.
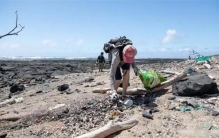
[186,99,199,108]
[173,106,191,111]
[15,97,24,103]
[111,110,120,116]
[195,56,211,62]
[203,63,211,69]
[194,105,203,110]
[49,104,65,110]
[208,75,215,80]
[142,109,153,119]
[123,99,133,107]
[184,67,196,74]
[0,96,25,107]
[138,69,166,89]
[203,123,212,130]
[10,123,30,130]
[182,106,191,111]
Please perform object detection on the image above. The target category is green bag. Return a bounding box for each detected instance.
[138,70,167,89]
[195,56,211,62]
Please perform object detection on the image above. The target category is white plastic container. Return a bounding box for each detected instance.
[124,99,133,107]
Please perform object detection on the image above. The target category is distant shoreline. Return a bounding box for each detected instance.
[0,57,186,61]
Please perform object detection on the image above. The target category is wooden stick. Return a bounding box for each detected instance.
[75,119,138,138]
[92,72,187,95]
[0,116,20,122]
[92,87,146,95]
[161,70,181,75]
[150,72,187,92]
[92,88,111,94]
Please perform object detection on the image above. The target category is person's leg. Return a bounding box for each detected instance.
[121,63,130,96]
[98,63,101,72]
[115,67,122,91]
[100,63,103,72]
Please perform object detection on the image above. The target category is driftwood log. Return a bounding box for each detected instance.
[150,72,187,92]
[92,72,187,95]
[161,70,181,75]
[75,119,138,138]
[92,87,146,95]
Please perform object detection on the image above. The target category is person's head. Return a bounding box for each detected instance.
[101,52,104,55]
[123,45,137,63]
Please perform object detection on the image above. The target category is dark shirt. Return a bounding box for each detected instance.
[97,55,105,63]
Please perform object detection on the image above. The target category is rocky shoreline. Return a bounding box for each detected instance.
[0,57,219,138]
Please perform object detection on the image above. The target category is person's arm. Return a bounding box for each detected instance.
[97,56,99,62]
[109,49,120,91]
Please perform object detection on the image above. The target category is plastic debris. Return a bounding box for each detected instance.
[49,104,65,110]
[195,105,203,110]
[186,99,199,108]
[15,97,24,103]
[111,110,120,116]
[203,63,211,69]
[142,110,153,119]
[182,106,191,111]
[123,99,133,107]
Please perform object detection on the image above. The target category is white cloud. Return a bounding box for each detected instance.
[0,43,19,48]
[66,39,84,46]
[162,29,177,44]
[159,48,167,52]
[75,39,84,46]
[65,39,71,42]
[42,39,57,47]
[178,48,191,52]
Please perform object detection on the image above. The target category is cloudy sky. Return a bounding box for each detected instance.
[0,0,219,59]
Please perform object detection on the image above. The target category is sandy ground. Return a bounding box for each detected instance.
[1,67,219,138]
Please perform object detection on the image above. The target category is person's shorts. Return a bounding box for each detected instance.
[98,63,104,69]
[115,63,130,80]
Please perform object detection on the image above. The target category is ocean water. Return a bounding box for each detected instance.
[0,56,95,61]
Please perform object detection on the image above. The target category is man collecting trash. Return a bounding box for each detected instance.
[103,36,138,103]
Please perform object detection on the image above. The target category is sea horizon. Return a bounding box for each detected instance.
[0,56,188,61]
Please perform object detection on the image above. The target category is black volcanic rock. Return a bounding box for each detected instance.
[10,84,25,93]
[58,84,69,91]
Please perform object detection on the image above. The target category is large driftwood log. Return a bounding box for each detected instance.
[92,87,146,95]
[150,72,187,92]
[75,119,138,138]
[92,72,187,95]
[161,70,181,75]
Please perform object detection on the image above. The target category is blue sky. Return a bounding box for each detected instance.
[0,0,219,59]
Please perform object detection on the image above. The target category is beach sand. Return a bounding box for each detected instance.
[0,59,219,138]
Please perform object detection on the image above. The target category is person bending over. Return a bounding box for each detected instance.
[108,44,138,101]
